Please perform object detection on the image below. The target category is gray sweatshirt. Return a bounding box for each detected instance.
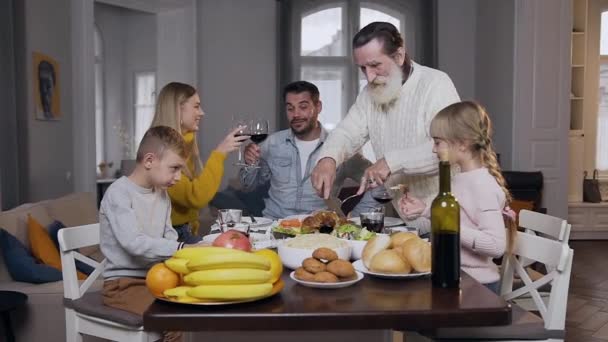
[100,176,181,279]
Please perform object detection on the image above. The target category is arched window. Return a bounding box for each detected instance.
[94,25,105,168]
[287,0,432,161]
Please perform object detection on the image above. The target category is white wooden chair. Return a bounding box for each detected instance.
[58,223,161,342]
[514,210,571,310]
[518,209,571,244]
[408,230,573,342]
[498,231,573,341]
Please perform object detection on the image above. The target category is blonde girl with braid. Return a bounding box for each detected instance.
[151,82,249,243]
[399,100,516,293]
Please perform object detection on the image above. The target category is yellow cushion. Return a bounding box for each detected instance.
[27,215,87,280]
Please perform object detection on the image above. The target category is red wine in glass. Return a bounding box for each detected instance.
[250,133,268,144]
[361,218,384,233]
[373,194,393,204]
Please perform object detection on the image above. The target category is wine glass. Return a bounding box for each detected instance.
[232,115,250,167]
[247,119,269,168]
[370,186,393,213]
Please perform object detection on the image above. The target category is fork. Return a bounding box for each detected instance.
[340,193,361,205]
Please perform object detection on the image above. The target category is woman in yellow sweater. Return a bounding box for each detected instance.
[151,82,248,242]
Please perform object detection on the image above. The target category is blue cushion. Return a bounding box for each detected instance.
[48,220,94,275]
[0,228,63,283]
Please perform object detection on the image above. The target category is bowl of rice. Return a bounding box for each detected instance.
[277,234,352,270]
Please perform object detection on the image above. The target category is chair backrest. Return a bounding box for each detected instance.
[519,209,571,243]
[58,223,107,300]
[500,231,573,330]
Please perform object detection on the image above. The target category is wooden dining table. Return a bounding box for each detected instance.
[144,270,511,333]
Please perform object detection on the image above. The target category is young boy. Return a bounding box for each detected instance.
[100,125,190,323]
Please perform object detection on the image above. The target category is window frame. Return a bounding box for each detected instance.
[589,6,608,180]
[596,55,608,172]
[282,0,432,128]
[94,25,105,167]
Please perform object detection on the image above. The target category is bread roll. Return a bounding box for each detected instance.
[401,238,431,273]
[362,234,391,269]
[392,245,406,262]
[390,232,419,248]
[369,250,411,274]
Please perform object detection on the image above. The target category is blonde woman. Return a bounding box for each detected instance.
[399,101,517,293]
[151,82,248,242]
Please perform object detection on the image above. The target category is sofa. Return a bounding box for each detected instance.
[0,192,104,342]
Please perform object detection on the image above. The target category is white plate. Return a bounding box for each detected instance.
[202,232,277,249]
[211,216,274,232]
[290,270,364,289]
[348,216,404,227]
[352,260,430,279]
[243,216,274,228]
[269,214,310,233]
[384,226,419,235]
[278,214,309,222]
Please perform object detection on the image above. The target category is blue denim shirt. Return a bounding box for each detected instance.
[239,126,377,219]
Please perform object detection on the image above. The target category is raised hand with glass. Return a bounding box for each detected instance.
[232,115,251,167]
[240,118,269,169]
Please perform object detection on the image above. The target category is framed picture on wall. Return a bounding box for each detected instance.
[33,52,61,121]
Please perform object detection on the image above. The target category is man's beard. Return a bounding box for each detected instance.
[290,118,316,137]
[368,62,403,108]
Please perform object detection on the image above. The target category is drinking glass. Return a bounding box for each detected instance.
[232,115,250,167]
[247,118,269,169]
[370,186,393,213]
[360,211,385,233]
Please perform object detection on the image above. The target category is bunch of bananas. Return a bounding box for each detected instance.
[162,247,281,303]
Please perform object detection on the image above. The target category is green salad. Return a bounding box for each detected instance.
[330,223,376,241]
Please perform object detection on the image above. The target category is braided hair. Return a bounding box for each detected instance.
[429,101,516,254]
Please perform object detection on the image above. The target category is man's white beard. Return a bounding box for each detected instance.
[368,63,403,107]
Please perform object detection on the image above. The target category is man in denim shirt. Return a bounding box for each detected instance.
[239,81,377,219]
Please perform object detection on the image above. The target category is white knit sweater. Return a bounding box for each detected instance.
[318,62,460,232]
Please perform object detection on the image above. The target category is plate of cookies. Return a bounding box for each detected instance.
[290,247,364,289]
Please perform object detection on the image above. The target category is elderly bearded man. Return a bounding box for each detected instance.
[311,22,460,234]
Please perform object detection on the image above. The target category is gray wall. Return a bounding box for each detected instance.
[157,3,198,89]
[438,0,515,169]
[95,3,156,168]
[13,0,75,202]
[197,0,278,189]
[475,1,516,169]
[0,0,19,209]
[437,0,477,101]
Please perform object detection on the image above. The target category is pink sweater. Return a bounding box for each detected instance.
[424,167,506,284]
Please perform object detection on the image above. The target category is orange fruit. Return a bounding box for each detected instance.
[255,249,283,283]
[146,263,179,297]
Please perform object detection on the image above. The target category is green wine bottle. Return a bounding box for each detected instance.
[430,149,460,288]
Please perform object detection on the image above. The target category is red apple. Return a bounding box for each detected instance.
[212,230,252,252]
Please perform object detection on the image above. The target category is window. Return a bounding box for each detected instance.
[597,12,608,170]
[94,26,105,167]
[288,0,430,161]
[134,72,156,149]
